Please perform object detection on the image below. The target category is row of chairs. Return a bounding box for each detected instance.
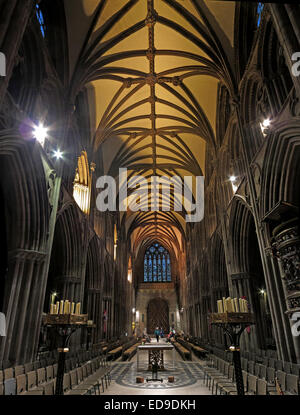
[0,363,58,395]
[203,356,299,395]
[64,357,112,395]
[241,349,278,361]
[241,357,300,376]
[0,355,111,395]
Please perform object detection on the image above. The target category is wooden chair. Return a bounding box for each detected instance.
[283,361,292,374]
[285,374,299,395]
[63,373,71,393]
[215,365,235,395]
[4,378,16,395]
[26,370,43,392]
[247,374,258,395]
[257,378,267,395]
[291,363,300,376]
[37,368,46,387]
[248,361,255,375]
[24,363,34,373]
[4,368,14,380]
[16,374,27,395]
[46,365,54,381]
[260,364,267,380]
[76,367,83,384]
[43,380,55,395]
[33,361,41,371]
[276,370,287,393]
[14,365,25,377]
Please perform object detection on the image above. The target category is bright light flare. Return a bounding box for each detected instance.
[33,123,48,146]
[53,149,63,160]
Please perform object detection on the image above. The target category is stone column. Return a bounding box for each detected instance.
[272,218,300,362]
[230,273,253,351]
[0,1,33,107]
[0,249,46,366]
[268,4,300,96]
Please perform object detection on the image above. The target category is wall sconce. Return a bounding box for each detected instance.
[53,149,63,160]
[260,118,271,136]
[33,123,48,147]
[229,175,238,193]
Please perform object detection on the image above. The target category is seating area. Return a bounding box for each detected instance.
[0,349,112,395]
[201,350,300,395]
[122,339,142,361]
[177,337,208,359]
[106,336,141,361]
[171,339,192,361]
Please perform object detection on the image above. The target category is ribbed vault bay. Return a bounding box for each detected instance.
[63,0,236,255]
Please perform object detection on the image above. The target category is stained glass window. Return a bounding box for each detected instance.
[36,4,46,38]
[257,3,264,28]
[143,242,171,282]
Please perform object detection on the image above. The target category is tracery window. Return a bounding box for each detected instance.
[256,3,264,27]
[36,4,46,37]
[144,243,171,282]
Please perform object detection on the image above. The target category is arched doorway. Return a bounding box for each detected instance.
[147,298,169,334]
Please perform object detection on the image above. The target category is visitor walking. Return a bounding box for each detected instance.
[154,327,160,342]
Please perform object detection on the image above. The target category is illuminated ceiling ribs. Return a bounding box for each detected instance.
[68,0,235,256]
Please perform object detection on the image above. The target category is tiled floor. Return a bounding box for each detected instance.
[102,339,212,395]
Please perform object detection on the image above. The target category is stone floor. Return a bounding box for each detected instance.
[102,339,212,395]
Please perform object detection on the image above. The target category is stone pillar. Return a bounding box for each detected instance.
[0,1,33,107]
[0,249,46,366]
[272,218,300,362]
[230,273,254,351]
[268,4,300,96]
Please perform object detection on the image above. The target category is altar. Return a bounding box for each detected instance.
[137,343,175,371]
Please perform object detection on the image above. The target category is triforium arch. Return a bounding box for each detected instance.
[209,232,229,348]
[45,203,83,310]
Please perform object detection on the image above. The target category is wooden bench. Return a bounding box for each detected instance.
[107,346,123,361]
[173,342,191,360]
[122,342,140,361]
[189,343,208,359]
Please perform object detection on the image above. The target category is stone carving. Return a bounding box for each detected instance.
[257,85,271,121]
[47,170,56,208]
[272,219,300,311]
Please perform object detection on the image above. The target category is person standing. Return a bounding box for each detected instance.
[154,327,160,342]
[160,327,164,339]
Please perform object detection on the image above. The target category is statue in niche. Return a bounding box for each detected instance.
[257,85,271,121]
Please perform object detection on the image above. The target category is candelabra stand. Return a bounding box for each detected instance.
[86,323,96,351]
[42,313,88,395]
[210,312,255,396]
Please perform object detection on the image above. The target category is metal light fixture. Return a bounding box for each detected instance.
[53,149,63,160]
[229,175,238,193]
[260,118,271,136]
[33,123,48,146]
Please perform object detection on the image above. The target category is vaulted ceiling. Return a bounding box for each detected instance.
[63,0,237,258]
